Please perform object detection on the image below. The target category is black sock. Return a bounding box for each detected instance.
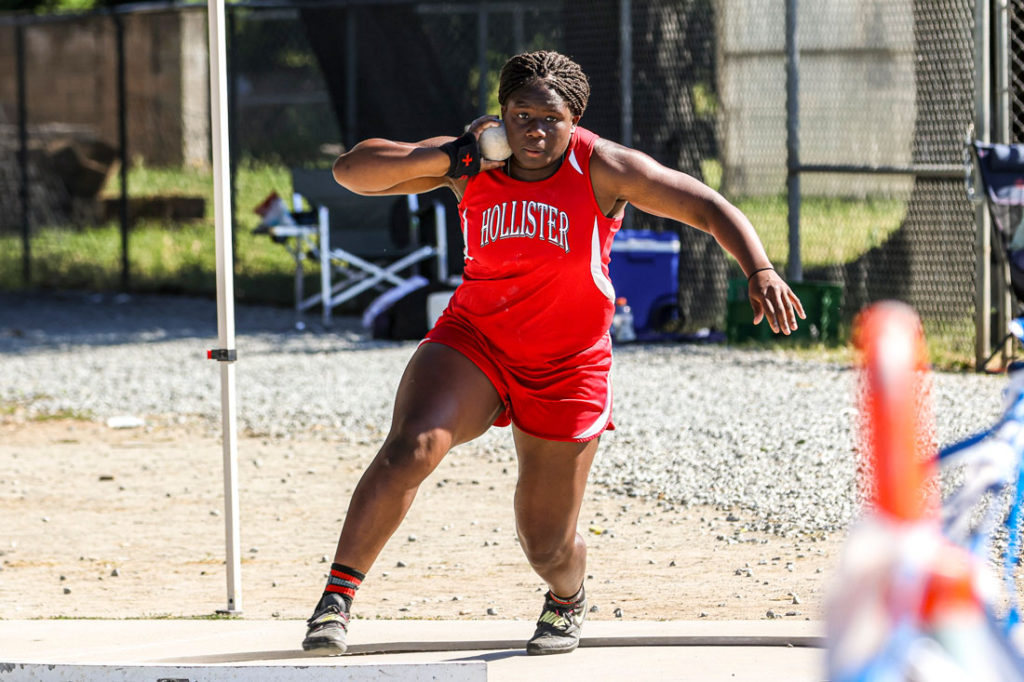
[551,583,585,604]
[317,563,365,612]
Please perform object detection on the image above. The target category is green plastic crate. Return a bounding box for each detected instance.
[726,279,843,344]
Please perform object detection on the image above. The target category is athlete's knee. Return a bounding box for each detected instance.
[519,529,582,572]
[374,427,451,483]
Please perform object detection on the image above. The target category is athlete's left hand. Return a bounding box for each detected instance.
[748,269,806,335]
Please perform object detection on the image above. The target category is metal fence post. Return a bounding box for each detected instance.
[345,8,357,149]
[976,0,992,370]
[785,0,802,283]
[996,0,1011,142]
[995,0,1013,362]
[115,11,130,291]
[620,0,633,230]
[513,5,524,54]
[620,0,632,149]
[16,22,30,287]
[477,4,488,116]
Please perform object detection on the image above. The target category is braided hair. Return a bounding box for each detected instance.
[498,51,590,116]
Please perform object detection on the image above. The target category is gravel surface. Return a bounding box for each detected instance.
[0,291,1006,538]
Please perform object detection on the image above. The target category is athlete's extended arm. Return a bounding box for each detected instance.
[332,137,455,196]
[591,141,805,334]
[332,118,506,197]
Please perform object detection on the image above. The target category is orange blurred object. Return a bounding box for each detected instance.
[853,301,936,521]
[918,543,980,622]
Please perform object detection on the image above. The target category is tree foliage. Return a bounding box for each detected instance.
[0,0,164,12]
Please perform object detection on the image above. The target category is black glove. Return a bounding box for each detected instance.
[439,132,481,178]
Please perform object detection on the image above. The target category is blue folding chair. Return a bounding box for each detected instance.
[971,141,1024,302]
[970,141,1024,365]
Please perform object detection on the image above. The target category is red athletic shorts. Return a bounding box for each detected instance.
[422,311,614,442]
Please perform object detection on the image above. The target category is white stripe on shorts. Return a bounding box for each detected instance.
[573,360,613,441]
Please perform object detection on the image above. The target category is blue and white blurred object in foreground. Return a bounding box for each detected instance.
[826,304,1024,681]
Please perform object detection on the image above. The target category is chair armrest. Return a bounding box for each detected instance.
[267,225,318,239]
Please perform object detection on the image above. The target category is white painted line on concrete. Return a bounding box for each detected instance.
[343,634,825,655]
[0,661,487,682]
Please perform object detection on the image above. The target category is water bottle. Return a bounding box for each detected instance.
[611,296,637,343]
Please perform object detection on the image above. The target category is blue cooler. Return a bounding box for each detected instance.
[609,229,680,337]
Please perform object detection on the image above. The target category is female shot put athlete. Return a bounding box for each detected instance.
[302,50,805,656]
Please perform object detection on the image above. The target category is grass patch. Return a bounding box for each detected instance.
[146,612,245,621]
[0,398,94,422]
[922,316,980,371]
[700,158,723,192]
[31,407,94,422]
[2,169,908,299]
[735,194,906,269]
[104,159,225,199]
[723,311,978,372]
[0,160,299,304]
[4,161,974,364]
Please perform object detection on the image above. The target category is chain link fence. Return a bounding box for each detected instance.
[0,0,1020,364]
[0,6,210,293]
[785,0,979,358]
[1012,0,1024,143]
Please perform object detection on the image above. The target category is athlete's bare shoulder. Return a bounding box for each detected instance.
[589,138,659,212]
[591,137,657,179]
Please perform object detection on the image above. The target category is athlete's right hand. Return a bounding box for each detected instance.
[439,116,505,179]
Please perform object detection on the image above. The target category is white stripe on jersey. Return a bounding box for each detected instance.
[590,218,615,301]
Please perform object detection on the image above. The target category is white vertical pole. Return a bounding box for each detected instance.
[207,0,242,614]
[319,206,331,327]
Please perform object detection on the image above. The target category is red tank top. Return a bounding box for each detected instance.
[450,126,622,364]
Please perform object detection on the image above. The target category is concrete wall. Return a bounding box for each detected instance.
[0,8,209,168]
[717,0,916,197]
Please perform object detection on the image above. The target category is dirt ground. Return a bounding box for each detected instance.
[0,417,842,627]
